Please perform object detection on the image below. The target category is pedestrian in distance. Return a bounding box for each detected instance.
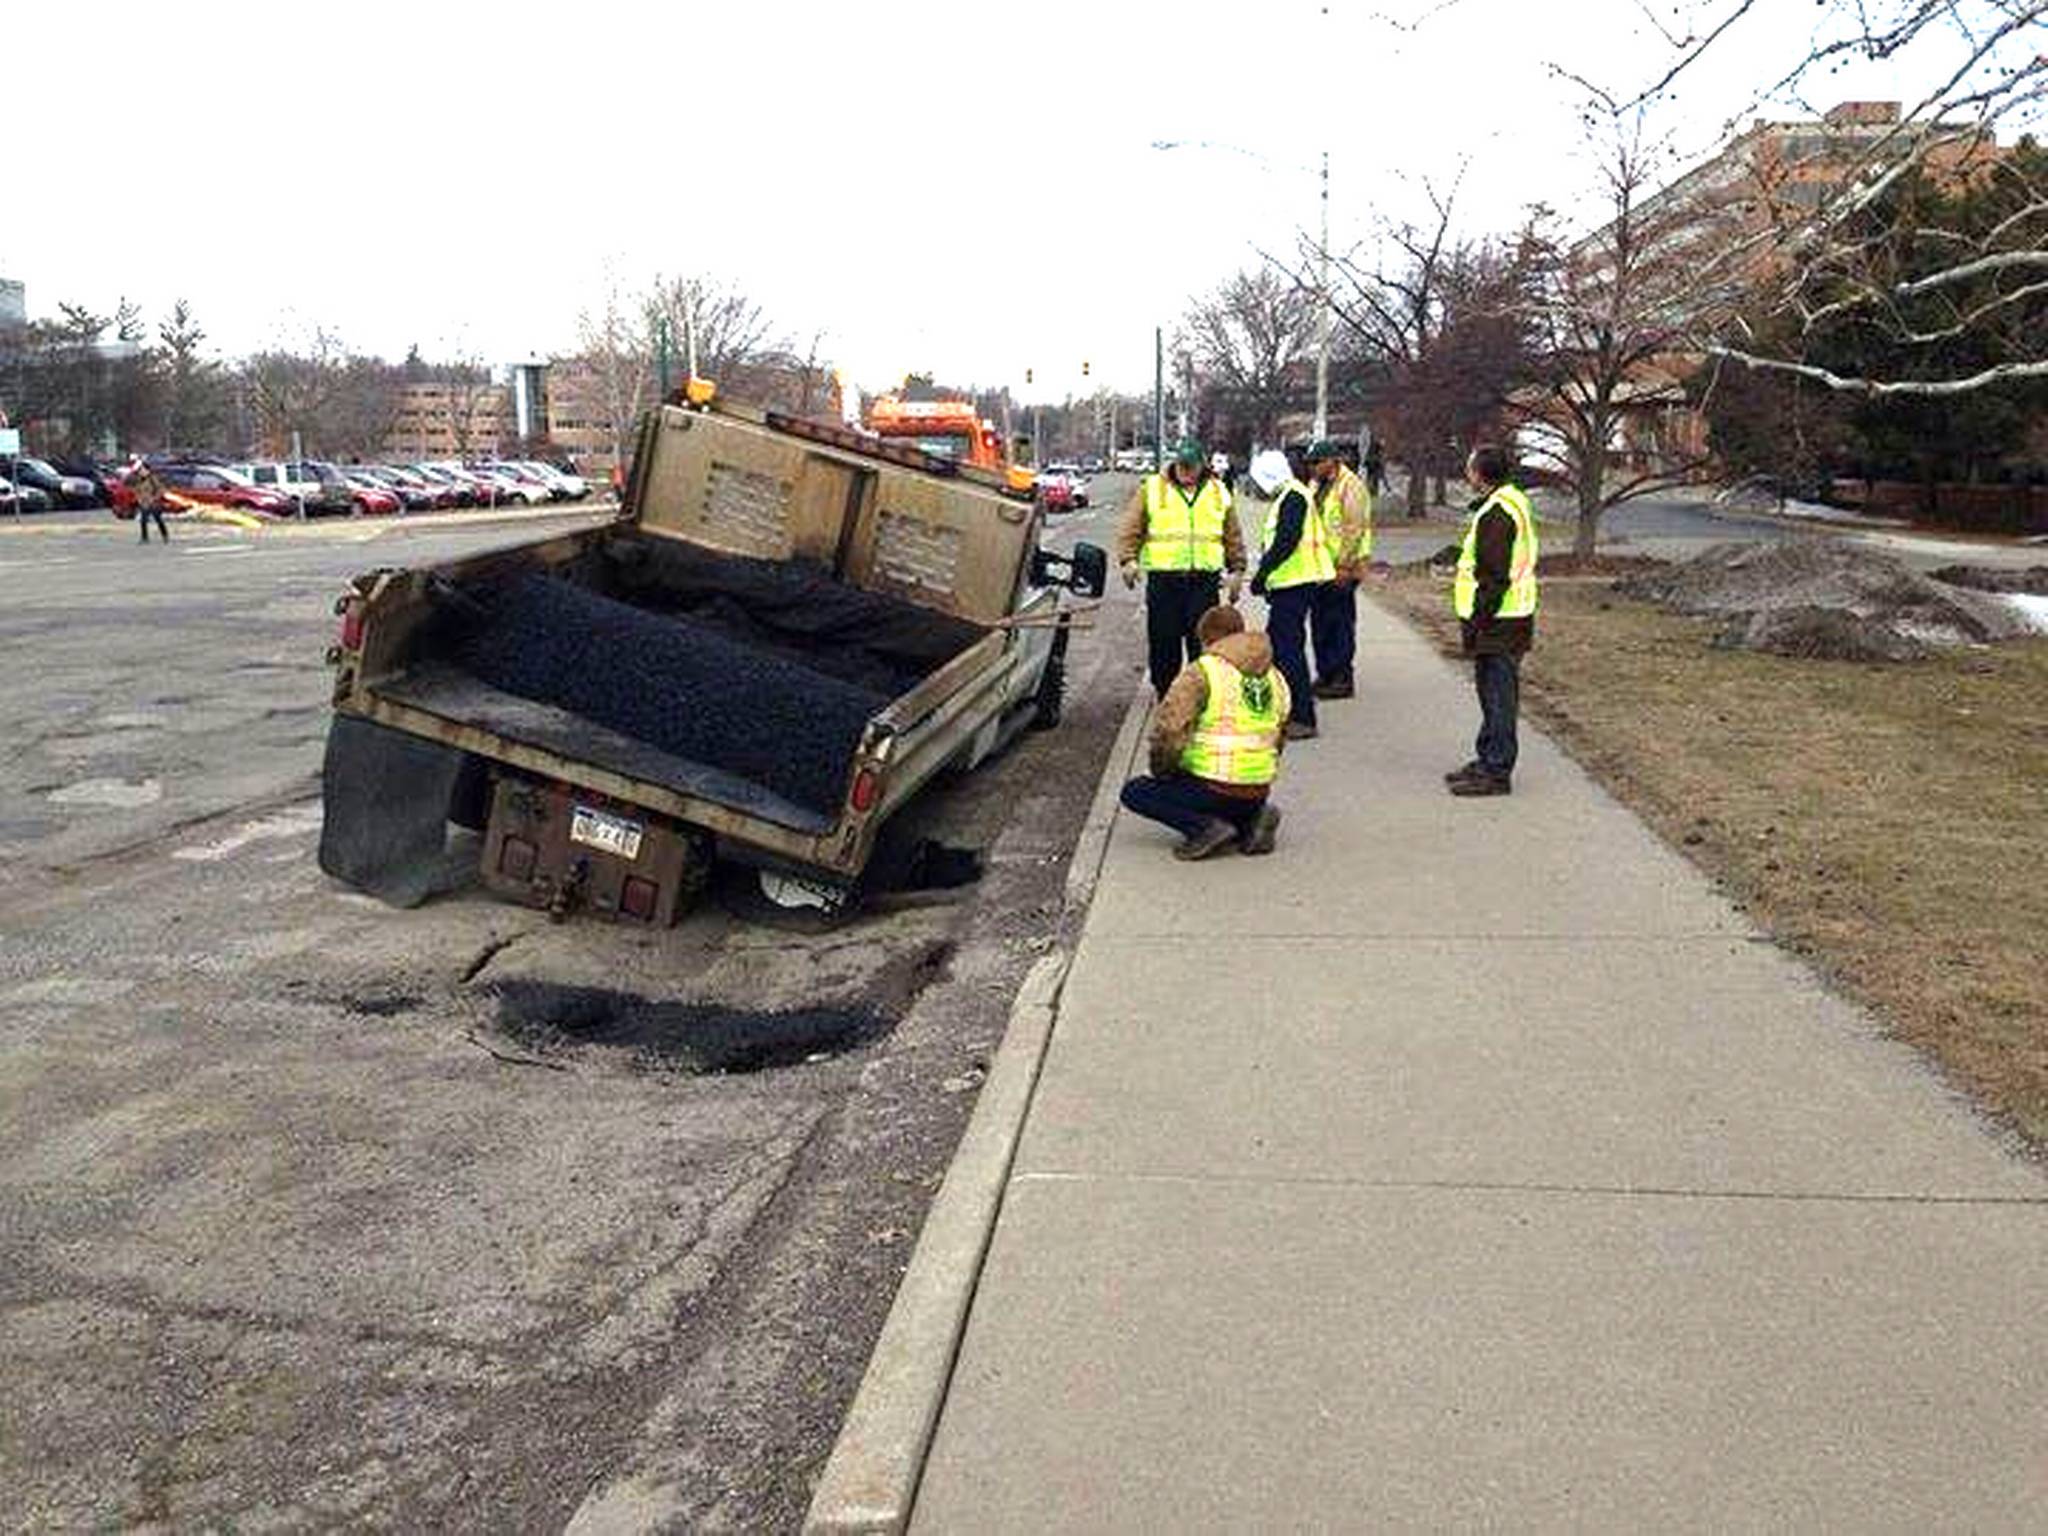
[1209,449,1233,493]
[1306,439,1373,700]
[1246,447,1333,740]
[1446,442,1538,797]
[129,458,169,545]
[1363,436,1386,498]
[1117,438,1248,699]
[1120,603,1290,860]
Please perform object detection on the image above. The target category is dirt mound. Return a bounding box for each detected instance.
[1619,539,2025,659]
[1929,563,2048,596]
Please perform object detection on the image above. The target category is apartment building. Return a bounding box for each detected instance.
[383,378,512,461]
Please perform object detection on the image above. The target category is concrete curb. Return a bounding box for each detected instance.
[1060,684,1151,919]
[802,687,1148,1536]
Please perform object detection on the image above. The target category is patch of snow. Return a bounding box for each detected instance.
[2005,593,2048,634]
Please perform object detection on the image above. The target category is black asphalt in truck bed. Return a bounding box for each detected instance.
[450,574,889,817]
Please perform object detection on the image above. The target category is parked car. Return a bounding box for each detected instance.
[409,464,480,506]
[0,476,55,515]
[1045,465,1091,507]
[375,465,462,510]
[464,463,551,506]
[347,465,438,512]
[11,455,101,508]
[1036,474,1078,515]
[238,461,348,514]
[153,463,293,518]
[330,467,402,515]
[510,460,588,500]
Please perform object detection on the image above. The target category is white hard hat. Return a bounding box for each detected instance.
[1248,449,1291,496]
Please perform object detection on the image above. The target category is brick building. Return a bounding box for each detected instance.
[383,378,512,461]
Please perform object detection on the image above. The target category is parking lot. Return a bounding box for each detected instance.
[0,496,1141,1529]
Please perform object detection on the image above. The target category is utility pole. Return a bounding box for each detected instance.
[655,314,672,400]
[1153,327,1165,470]
[1315,147,1331,442]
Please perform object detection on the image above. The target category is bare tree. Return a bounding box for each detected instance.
[1597,0,2048,396]
[1285,176,1533,514]
[1514,117,1740,554]
[569,280,652,469]
[1180,267,1315,447]
[644,274,782,390]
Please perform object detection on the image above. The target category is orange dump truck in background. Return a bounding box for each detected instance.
[864,397,1037,494]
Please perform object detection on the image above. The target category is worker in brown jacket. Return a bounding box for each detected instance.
[129,458,169,544]
[1119,605,1289,860]
[1115,440,1248,698]
[1306,439,1373,699]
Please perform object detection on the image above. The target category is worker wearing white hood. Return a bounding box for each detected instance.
[1247,448,1334,738]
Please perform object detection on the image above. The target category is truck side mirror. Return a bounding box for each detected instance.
[1033,541,1107,598]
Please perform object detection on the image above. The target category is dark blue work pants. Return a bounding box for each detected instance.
[1264,583,1318,726]
[1474,652,1521,778]
[1311,579,1356,686]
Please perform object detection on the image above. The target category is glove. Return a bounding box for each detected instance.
[1225,574,1244,604]
[1250,574,1269,598]
[1120,560,1139,590]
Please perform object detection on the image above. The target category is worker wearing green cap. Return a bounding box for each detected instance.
[1116,438,1248,698]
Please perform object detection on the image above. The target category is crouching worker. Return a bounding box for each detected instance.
[1119,605,1290,861]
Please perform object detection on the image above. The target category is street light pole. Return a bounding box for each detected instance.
[1153,327,1165,470]
[1315,148,1331,442]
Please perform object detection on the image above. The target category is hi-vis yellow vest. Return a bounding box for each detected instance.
[1140,473,1231,572]
[1263,478,1336,589]
[1182,653,1286,785]
[1453,483,1539,620]
[1317,465,1373,564]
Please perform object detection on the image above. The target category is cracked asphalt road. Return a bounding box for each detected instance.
[0,499,1140,1530]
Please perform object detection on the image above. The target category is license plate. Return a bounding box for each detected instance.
[569,805,643,861]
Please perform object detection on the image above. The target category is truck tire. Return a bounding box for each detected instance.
[1030,625,1071,731]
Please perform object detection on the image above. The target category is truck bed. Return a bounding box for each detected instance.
[366,533,990,830]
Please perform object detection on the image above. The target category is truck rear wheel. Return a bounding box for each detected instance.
[1030,625,1071,731]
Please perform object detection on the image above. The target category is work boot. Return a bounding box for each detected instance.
[1283,720,1319,742]
[1238,803,1282,856]
[1448,772,1511,797]
[1443,759,1484,783]
[1173,818,1239,861]
[1312,677,1354,700]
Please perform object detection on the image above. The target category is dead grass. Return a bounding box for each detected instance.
[1380,571,2048,1147]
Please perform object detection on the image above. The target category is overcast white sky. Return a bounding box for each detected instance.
[4,0,2010,398]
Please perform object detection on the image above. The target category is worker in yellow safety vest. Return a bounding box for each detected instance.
[1447,442,1538,796]
[1116,439,1248,698]
[1119,604,1292,860]
[1305,439,1373,700]
[1246,447,1333,740]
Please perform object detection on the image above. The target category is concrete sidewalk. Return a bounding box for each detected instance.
[909,595,2048,1530]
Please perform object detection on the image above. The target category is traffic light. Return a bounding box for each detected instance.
[1025,367,1034,385]
[1082,360,1090,377]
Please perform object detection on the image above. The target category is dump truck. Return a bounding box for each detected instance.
[317,395,1106,924]
[864,396,1036,494]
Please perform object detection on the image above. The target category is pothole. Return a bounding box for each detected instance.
[480,941,951,1075]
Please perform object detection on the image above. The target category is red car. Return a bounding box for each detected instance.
[338,470,404,516]
[136,464,294,518]
[1035,474,1078,515]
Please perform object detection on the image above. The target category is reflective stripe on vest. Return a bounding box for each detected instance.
[1453,483,1539,620]
[1262,478,1336,589]
[1181,653,1284,786]
[1317,465,1373,563]
[1140,473,1230,571]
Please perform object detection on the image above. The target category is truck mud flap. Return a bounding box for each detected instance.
[318,716,474,908]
